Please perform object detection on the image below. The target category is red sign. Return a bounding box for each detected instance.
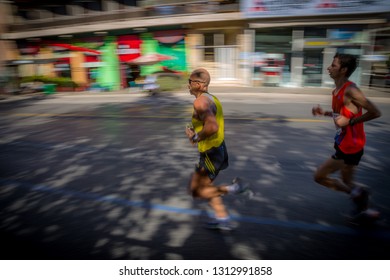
[117,35,141,62]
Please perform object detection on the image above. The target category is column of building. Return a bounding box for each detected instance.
[0,1,18,93]
[291,29,304,88]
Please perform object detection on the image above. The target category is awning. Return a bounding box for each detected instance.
[126,53,175,65]
[153,30,185,44]
[48,43,101,55]
[5,58,60,65]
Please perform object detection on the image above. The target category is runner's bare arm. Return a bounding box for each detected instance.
[346,86,381,125]
[193,97,219,141]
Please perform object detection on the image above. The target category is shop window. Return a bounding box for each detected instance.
[84,1,102,12]
[51,5,67,16]
[204,33,215,62]
[304,27,327,38]
[254,28,292,86]
[18,10,40,20]
[17,10,28,20]
[303,50,323,86]
[118,0,138,6]
[255,28,292,53]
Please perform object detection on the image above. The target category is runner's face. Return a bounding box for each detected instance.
[188,76,195,95]
[327,58,343,80]
[188,76,204,95]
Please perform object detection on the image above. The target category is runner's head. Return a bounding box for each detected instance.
[189,68,210,93]
[334,53,358,78]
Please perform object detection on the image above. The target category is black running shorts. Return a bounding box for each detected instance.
[332,143,364,166]
[196,141,229,181]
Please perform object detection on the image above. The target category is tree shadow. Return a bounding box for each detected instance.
[0,95,389,260]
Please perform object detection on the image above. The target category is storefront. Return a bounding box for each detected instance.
[252,27,291,86]
[185,22,245,84]
[241,0,390,88]
[139,29,188,76]
[250,25,378,88]
[9,28,190,91]
[117,35,142,88]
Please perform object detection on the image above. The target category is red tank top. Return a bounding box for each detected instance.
[332,81,365,154]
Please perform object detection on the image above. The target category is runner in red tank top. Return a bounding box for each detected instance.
[311,53,381,223]
[332,80,366,154]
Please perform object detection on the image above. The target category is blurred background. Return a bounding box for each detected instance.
[0,0,389,94]
[1,1,390,261]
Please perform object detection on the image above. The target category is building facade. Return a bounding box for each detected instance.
[242,0,390,88]
[1,0,389,92]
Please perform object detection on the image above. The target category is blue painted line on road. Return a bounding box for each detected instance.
[0,178,203,216]
[1,178,389,239]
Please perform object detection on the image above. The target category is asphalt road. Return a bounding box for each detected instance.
[0,90,389,260]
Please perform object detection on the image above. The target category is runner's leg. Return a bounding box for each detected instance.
[340,164,356,191]
[189,168,230,219]
[209,196,229,219]
[314,157,351,193]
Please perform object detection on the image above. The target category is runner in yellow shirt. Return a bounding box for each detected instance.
[185,68,249,231]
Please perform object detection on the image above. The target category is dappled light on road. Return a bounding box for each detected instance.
[0,94,389,260]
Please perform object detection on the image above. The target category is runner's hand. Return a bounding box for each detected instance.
[312,105,324,116]
[334,115,349,127]
[185,127,197,145]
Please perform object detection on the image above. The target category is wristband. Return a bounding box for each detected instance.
[325,111,333,117]
[192,133,200,142]
[349,118,356,126]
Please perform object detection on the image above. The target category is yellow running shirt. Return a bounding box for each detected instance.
[192,93,225,153]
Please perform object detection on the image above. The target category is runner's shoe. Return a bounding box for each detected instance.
[349,208,381,227]
[205,218,235,231]
[350,186,370,213]
[229,177,251,194]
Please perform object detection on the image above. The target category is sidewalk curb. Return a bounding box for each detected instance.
[1,86,388,103]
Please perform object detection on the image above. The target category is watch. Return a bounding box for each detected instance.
[192,133,199,142]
